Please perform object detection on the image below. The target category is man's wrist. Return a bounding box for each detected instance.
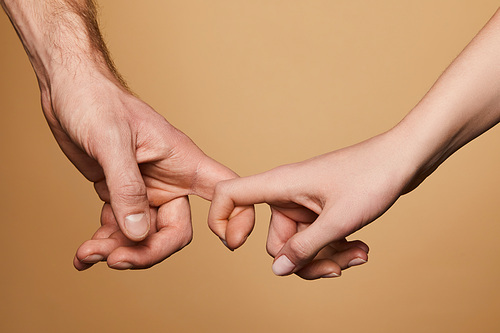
[2,0,126,91]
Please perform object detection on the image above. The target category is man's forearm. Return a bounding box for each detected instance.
[1,0,125,90]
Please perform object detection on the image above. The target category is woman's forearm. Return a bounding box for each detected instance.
[393,9,500,190]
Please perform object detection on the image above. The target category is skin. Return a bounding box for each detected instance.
[208,8,500,280]
[1,0,257,270]
[2,0,365,272]
[5,1,497,278]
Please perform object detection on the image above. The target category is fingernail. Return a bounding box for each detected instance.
[272,255,295,276]
[348,258,367,267]
[125,213,149,238]
[82,254,104,263]
[321,272,340,278]
[109,262,133,270]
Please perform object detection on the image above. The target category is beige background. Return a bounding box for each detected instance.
[1,1,499,332]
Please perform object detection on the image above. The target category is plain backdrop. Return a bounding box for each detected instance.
[1,1,499,332]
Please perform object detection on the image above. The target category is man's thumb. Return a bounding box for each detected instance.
[101,148,150,242]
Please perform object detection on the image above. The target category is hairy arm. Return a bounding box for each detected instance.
[1,0,254,270]
[1,0,124,90]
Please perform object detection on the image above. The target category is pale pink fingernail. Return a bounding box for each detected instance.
[109,262,133,270]
[272,255,295,276]
[125,213,149,238]
[82,254,104,263]
[321,272,340,278]
[348,258,367,267]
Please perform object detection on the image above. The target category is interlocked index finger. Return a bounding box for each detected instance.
[208,170,285,249]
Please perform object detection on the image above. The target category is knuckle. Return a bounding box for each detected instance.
[350,240,370,253]
[213,180,230,198]
[179,227,194,248]
[266,243,278,258]
[288,237,313,262]
[169,224,193,250]
[111,180,147,205]
[181,233,193,249]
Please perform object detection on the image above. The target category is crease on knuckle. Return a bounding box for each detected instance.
[112,180,147,205]
[288,237,313,262]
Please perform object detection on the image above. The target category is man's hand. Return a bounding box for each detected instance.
[43,71,253,270]
[1,0,254,270]
[44,71,236,240]
[74,200,191,271]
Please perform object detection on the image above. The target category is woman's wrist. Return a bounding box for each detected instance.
[379,110,449,195]
[388,101,483,194]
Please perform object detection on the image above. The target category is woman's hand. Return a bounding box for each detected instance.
[208,129,416,279]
